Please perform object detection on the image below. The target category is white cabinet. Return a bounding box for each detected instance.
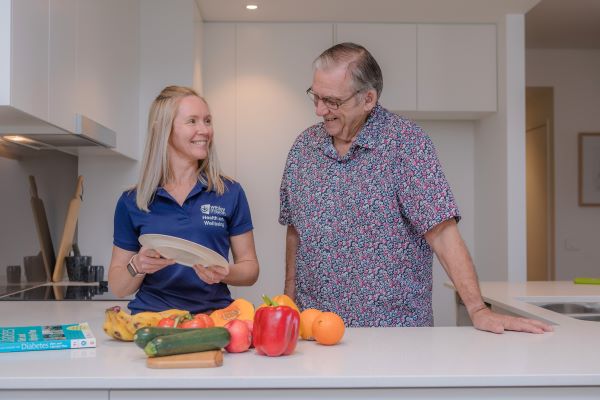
[49,0,140,157]
[2,0,49,121]
[0,0,9,106]
[49,0,78,132]
[336,23,417,111]
[333,23,497,115]
[235,23,333,300]
[417,24,497,113]
[2,0,77,129]
[0,0,139,158]
[203,22,333,301]
[76,0,140,158]
[202,23,237,177]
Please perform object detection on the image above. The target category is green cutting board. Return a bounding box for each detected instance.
[573,277,600,285]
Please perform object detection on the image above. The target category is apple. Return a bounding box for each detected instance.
[242,319,254,348]
[224,319,252,353]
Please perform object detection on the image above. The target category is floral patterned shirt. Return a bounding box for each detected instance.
[279,103,460,327]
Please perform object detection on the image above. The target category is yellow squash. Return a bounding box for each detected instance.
[210,298,255,326]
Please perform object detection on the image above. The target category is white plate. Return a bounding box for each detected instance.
[138,234,228,268]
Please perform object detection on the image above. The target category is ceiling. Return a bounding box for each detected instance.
[196,0,538,23]
[525,0,600,49]
[197,0,600,49]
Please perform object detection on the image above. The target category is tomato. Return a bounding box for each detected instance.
[193,313,215,328]
[157,317,177,328]
[179,319,203,328]
[180,313,214,329]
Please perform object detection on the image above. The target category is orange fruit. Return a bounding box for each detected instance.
[299,309,322,340]
[312,311,345,345]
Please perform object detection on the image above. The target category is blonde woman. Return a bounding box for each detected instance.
[109,85,259,314]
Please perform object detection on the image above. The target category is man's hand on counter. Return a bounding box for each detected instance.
[471,307,554,334]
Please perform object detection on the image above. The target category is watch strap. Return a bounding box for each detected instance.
[127,254,145,277]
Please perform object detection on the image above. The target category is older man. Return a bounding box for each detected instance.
[279,42,551,333]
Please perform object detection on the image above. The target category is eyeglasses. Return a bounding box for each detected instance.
[306,88,360,110]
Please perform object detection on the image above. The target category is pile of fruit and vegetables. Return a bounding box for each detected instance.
[103,295,345,364]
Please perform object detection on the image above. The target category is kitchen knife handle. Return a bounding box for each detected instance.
[75,175,84,201]
[29,175,39,198]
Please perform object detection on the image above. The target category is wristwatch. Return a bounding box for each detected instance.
[127,254,145,277]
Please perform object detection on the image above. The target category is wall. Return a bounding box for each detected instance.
[78,0,203,273]
[203,22,334,305]
[526,49,600,279]
[474,15,527,283]
[0,149,77,281]
[420,120,476,326]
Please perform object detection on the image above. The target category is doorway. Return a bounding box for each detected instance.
[525,87,555,281]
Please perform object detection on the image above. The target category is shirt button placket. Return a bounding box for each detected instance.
[181,198,192,223]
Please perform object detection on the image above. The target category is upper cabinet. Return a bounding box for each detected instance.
[417,24,497,113]
[336,23,497,116]
[49,0,77,132]
[2,0,49,122]
[0,0,140,159]
[75,0,140,159]
[336,23,417,112]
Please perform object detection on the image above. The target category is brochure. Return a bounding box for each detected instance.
[0,322,96,353]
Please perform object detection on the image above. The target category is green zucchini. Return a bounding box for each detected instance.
[134,327,204,349]
[144,327,230,357]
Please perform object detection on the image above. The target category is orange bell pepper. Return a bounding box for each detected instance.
[257,294,299,313]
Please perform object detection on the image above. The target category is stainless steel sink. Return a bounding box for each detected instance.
[572,315,600,322]
[538,302,600,314]
[531,302,600,322]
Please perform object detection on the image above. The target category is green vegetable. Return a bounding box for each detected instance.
[134,327,204,349]
[144,327,231,357]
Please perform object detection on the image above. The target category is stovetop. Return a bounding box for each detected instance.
[0,282,132,301]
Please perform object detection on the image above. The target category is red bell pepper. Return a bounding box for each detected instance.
[253,295,300,357]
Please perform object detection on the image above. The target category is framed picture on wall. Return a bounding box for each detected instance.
[578,132,600,206]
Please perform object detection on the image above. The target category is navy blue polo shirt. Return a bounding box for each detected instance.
[113,179,253,314]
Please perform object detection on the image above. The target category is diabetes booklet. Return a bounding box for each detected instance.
[0,322,96,353]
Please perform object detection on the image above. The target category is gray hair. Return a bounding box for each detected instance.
[135,85,227,212]
[313,42,383,100]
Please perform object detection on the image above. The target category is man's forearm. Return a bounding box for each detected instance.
[425,219,487,317]
[427,219,552,334]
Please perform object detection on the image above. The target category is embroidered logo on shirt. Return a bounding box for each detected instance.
[200,204,226,216]
[200,204,226,228]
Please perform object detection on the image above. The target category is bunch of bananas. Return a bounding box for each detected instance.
[103,306,189,341]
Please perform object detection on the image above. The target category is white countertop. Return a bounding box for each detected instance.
[472,280,600,326]
[1,282,599,391]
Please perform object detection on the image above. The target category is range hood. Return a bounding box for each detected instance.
[0,106,116,149]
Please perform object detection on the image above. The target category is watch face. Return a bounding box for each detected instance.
[127,262,138,277]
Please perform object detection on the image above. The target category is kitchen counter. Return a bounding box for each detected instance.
[1,282,600,399]
[0,281,45,298]
[0,281,130,301]
[451,280,600,326]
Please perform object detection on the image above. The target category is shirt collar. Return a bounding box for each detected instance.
[155,179,207,200]
[311,102,384,153]
[353,103,384,150]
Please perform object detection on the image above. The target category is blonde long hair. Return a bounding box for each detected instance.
[135,85,228,212]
